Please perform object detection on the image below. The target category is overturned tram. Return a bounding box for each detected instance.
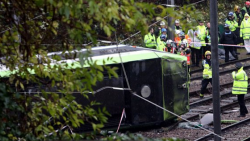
[0,45,189,132]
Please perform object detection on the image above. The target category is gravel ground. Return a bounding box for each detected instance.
[138,99,250,141]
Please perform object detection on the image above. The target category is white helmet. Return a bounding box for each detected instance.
[175,19,180,24]
[160,21,166,26]
[175,30,181,35]
[166,40,173,44]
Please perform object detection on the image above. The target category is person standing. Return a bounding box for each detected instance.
[241,1,250,18]
[240,13,250,54]
[220,24,238,62]
[144,27,157,49]
[234,5,244,53]
[196,20,207,66]
[205,22,211,51]
[232,62,249,117]
[200,51,212,99]
[175,19,182,35]
[226,12,239,53]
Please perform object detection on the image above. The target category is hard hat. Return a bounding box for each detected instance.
[224,23,229,28]
[160,21,166,26]
[179,31,185,37]
[175,19,180,24]
[246,1,250,6]
[166,39,173,44]
[228,12,234,17]
[234,5,240,12]
[235,62,242,69]
[161,28,167,32]
[205,51,211,56]
[245,13,250,17]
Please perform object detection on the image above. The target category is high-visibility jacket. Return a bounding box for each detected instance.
[175,35,191,46]
[187,29,202,50]
[197,25,206,46]
[225,20,238,32]
[144,33,157,48]
[232,67,248,94]
[240,19,250,40]
[156,36,166,51]
[202,59,212,79]
[186,53,190,65]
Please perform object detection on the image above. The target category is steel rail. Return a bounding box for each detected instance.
[194,117,250,141]
[190,58,250,75]
[191,64,250,81]
[184,95,250,121]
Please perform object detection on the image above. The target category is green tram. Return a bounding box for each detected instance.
[0,45,189,131]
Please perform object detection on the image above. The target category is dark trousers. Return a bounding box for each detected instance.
[191,48,201,66]
[224,46,238,62]
[238,94,248,116]
[200,78,212,94]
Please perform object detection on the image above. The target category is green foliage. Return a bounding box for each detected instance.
[0,0,204,140]
[101,133,185,141]
[0,0,174,140]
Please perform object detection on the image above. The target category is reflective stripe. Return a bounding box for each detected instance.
[233,87,248,89]
[232,89,247,92]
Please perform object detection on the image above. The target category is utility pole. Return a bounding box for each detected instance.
[167,0,175,40]
[210,0,221,140]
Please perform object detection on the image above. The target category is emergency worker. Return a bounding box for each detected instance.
[166,40,173,52]
[178,32,189,48]
[159,21,166,34]
[175,19,182,35]
[241,1,250,18]
[235,5,243,26]
[196,20,206,66]
[144,27,157,49]
[157,34,167,51]
[225,12,239,53]
[240,13,250,54]
[220,24,238,62]
[232,62,249,117]
[178,42,186,55]
[205,22,211,51]
[161,28,167,37]
[234,5,244,50]
[187,28,200,67]
[200,51,212,99]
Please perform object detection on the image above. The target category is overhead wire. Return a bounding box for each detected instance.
[1,0,224,139]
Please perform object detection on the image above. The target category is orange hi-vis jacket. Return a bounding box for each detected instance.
[175,35,191,47]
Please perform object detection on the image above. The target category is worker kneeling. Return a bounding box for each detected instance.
[200,51,212,99]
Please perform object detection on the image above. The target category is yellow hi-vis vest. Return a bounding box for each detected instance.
[232,67,248,94]
[156,36,166,51]
[225,20,238,32]
[197,25,206,46]
[240,19,250,40]
[202,60,212,79]
[144,33,157,48]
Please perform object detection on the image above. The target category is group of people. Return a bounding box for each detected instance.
[144,1,250,117]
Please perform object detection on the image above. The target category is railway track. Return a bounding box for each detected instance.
[190,58,250,75]
[139,95,250,141]
[190,58,250,81]
[195,117,250,141]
